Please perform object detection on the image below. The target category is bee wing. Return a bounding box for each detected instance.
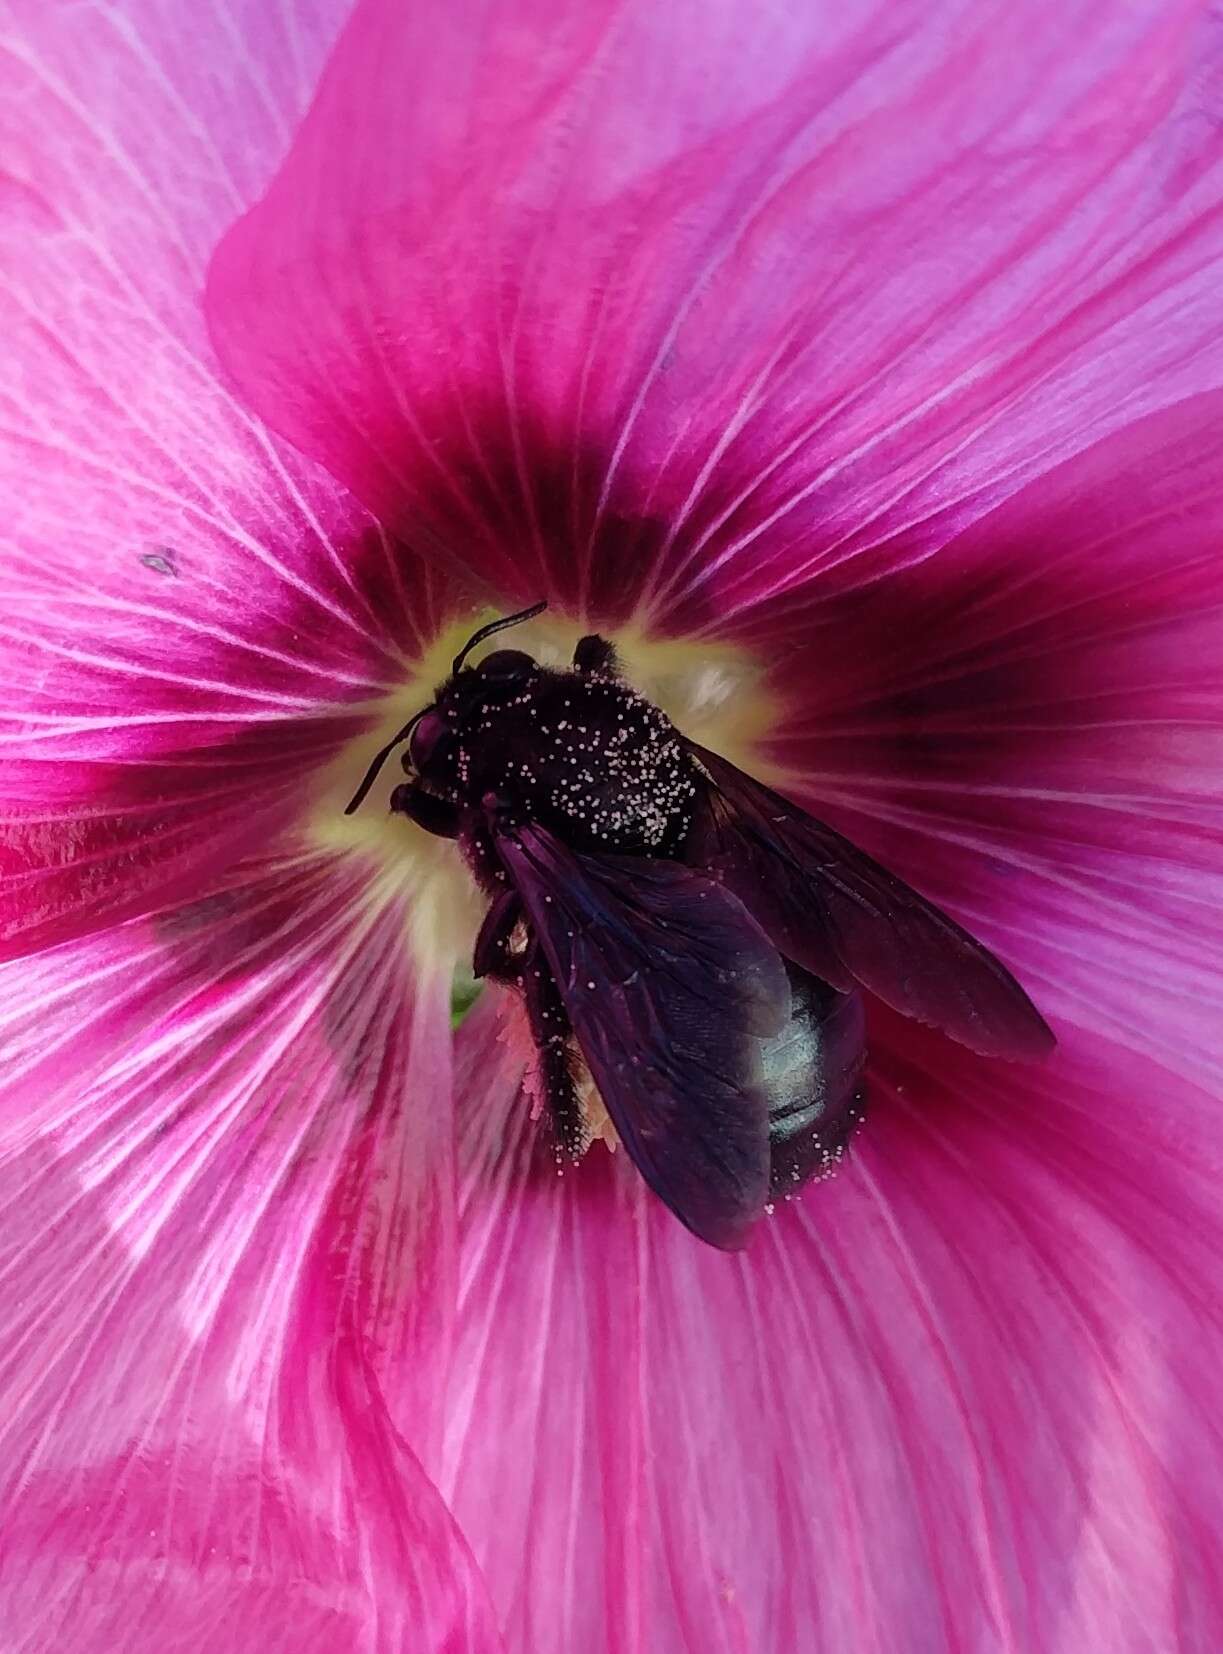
[686,744,1054,1060]
[494,820,789,1249]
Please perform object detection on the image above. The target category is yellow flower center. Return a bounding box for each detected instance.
[308,611,780,975]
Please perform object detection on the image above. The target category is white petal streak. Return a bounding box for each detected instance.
[0,851,439,1484]
[0,0,401,786]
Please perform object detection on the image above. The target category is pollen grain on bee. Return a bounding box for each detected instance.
[333,615,807,1243]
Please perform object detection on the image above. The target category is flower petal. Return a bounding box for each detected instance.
[208,0,1223,627]
[755,394,1223,1095]
[0,2,457,957]
[0,856,501,1651]
[439,993,1223,1652]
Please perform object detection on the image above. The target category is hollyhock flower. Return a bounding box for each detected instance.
[4,0,1223,1647]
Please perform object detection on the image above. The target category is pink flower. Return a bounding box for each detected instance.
[3,0,1223,1648]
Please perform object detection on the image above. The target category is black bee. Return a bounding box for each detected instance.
[347,602,1053,1249]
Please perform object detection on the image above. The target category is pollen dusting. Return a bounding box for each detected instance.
[512,997,619,1153]
[307,608,780,978]
[540,617,781,779]
[574,1059,620,1153]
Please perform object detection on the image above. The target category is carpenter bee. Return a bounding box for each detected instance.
[346,602,1053,1249]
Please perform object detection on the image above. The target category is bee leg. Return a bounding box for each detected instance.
[389,781,460,838]
[522,949,586,1158]
[573,634,618,674]
[473,892,585,1156]
[472,888,524,981]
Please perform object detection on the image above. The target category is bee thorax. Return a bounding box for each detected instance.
[454,670,696,855]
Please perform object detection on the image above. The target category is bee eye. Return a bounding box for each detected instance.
[408,709,451,772]
[475,648,535,680]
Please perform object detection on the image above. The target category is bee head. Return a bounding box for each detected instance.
[342,601,547,814]
[422,636,545,786]
[450,602,547,675]
[468,647,537,681]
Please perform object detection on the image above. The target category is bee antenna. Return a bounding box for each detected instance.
[343,708,429,815]
[452,599,547,675]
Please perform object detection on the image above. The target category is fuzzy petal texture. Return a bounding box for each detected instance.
[442,992,1223,1654]
[0,0,456,960]
[423,398,1223,1651]
[8,1,1223,1652]
[1,6,498,1650]
[209,0,1223,628]
[759,394,1223,1097]
[0,855,499,1653]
